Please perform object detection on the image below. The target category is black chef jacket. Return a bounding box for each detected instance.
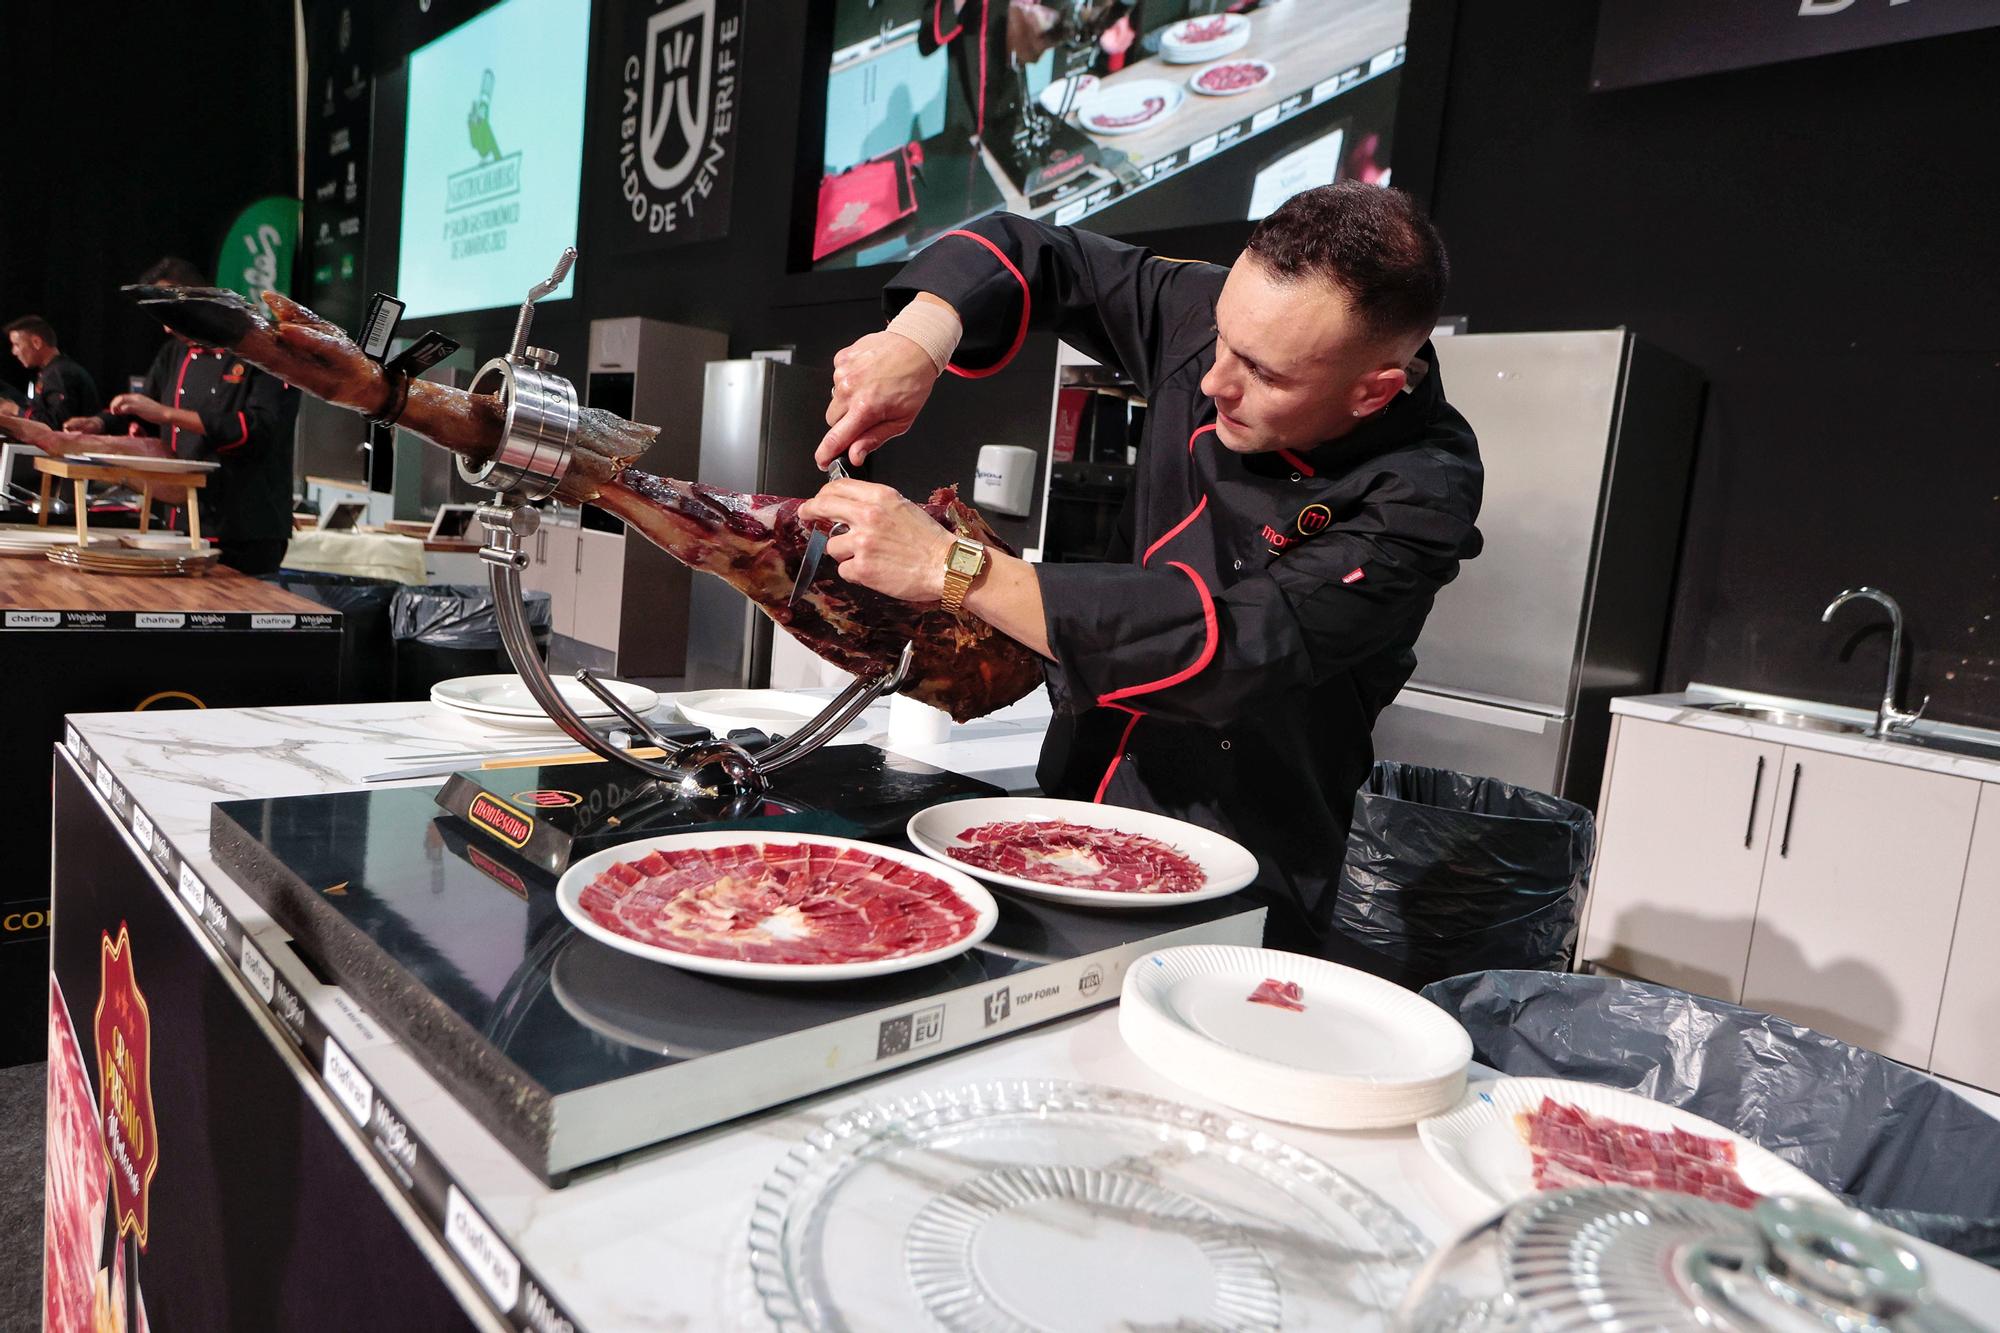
[27,353,102,427]
[93,339,300,571]
[886,216,1484,951]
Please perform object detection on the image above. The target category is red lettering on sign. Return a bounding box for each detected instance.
[467,794,533,848]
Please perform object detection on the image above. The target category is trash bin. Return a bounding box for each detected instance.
[263,569,401,703]
[389,584,551,701]
[1330,763,1594,989]
[1421,969,2000,1267]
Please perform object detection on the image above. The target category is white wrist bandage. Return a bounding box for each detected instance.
[886,299,964,376]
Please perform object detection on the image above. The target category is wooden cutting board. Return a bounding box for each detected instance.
[0,556,330,614]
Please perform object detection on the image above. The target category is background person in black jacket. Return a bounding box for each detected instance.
[62,258,300,574]
[4,315,101,428]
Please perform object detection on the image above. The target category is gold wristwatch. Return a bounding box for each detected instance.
[940,537,988,612]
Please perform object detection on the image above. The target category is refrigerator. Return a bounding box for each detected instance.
[684,358,835,689]
[1368,331,1704,806]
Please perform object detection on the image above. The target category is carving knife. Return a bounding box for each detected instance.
[788,458,848,605]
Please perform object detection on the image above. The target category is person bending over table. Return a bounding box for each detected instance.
[799,183,1483,954]
[60,258,301,575]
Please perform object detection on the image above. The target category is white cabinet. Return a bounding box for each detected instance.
[1928,786,2000,1087]
[1581,718,1784,1001]
[572,530,626,652]
[1740,751,1980,1067]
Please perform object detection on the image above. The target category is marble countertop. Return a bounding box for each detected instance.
[1613,684,2000,783]
[63,696,2000,1327]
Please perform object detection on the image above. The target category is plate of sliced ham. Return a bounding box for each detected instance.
[1119,945,1473,1129]
[556,831,998,982]
[906,796,1256,908]
[1189,59,1275,97]
[1417,1077,1838,1209]
[1159,13,1252,63]
[1080,78,1185,136]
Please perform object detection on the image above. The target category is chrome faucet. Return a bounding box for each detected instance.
[1822,587,1928,736]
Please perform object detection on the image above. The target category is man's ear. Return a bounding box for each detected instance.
[1353,364,1408,417]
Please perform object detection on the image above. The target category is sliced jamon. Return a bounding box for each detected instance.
[1514,1096,1764,1208]
[1246,978,1306,1012]
[946,818,1205,894]
[580,841,979,965]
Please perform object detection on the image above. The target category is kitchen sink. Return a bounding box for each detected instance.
[1702,702,1867,734]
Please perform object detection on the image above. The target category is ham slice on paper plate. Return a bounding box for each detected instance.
[1417,1076,1839,1209]
[557,831,998,982]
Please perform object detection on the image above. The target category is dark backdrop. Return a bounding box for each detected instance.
[0,9,298,402]
[9,1,1994,727]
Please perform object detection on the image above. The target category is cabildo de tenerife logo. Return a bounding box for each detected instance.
[446,68,522,259]
[615,0,742,246]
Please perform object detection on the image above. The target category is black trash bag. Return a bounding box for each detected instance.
[1420,969,2000,1268]
[1331,763,1594,988]
[388,584,552,701]
[263,569,402,703]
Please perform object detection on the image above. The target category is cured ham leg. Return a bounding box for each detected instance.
[125,285,1043,721]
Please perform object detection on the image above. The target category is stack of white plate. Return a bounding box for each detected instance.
[430,673,660,731]
[47,544,219,577]
[1158,13,1251,63]
[1119,944,1472,1129]
[0,530,111,560]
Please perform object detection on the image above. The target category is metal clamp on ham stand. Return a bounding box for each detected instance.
[439,248,953,872]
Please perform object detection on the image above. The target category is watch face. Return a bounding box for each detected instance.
[947,543,983,575]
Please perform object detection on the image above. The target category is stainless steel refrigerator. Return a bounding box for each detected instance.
[1368,330,1704,806]
[684,358,834,689]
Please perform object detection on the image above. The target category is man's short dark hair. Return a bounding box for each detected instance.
[3,315,58,345]
[1243,182,1449,347]
[137,256,208,288]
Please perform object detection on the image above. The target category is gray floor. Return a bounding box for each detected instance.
[0,1061,44,1333]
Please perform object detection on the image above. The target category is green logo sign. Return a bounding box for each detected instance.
[216,196,300,301]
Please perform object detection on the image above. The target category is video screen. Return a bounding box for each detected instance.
[397,0,592,317]
[808,0,1408,271]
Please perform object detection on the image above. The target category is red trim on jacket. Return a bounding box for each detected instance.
[168,345,196,456]
[1141,494,1207,567]
[214,410,250,454]
[1095,561,1220,706]
[931,0,963,43]
[1277,447,1315,476]
[1188,421,1216,454]
[941,228,1031,379]
[1092,704,1142,803]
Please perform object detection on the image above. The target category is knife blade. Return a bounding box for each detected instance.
[788,458,850,605]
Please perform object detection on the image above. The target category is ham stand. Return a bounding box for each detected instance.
[437,249,937,871]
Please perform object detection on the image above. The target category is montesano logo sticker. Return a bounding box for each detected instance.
[467,793,533,848]
[95,925,160,1247]
[609,0,744,249]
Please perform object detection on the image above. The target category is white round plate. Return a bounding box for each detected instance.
[1190,58,1275,97]
[1417,1077,1839,1208]
[1081,78,1185,136]
[1121,945,1472,1129]
[1037,72,1099,118]
[906,795,1257,909]
[556,830,998,982]
[0,536,119,558]
[72,453,219,473]
[671,688,876,744]
[1160,13,1252,63]
[431,673,658,720]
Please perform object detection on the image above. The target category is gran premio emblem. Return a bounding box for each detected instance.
[614,0,742,246]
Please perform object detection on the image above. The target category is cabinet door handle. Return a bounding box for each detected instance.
[1779,762,1802,858]
[1743,755,1765,848]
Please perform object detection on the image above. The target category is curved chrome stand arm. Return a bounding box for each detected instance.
[464,246,920,802]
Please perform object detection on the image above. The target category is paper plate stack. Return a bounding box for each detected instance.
[46,544,219,577]
[1119,945,1472,1129]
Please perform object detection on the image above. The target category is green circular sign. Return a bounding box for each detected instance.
[216,196,301,301]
